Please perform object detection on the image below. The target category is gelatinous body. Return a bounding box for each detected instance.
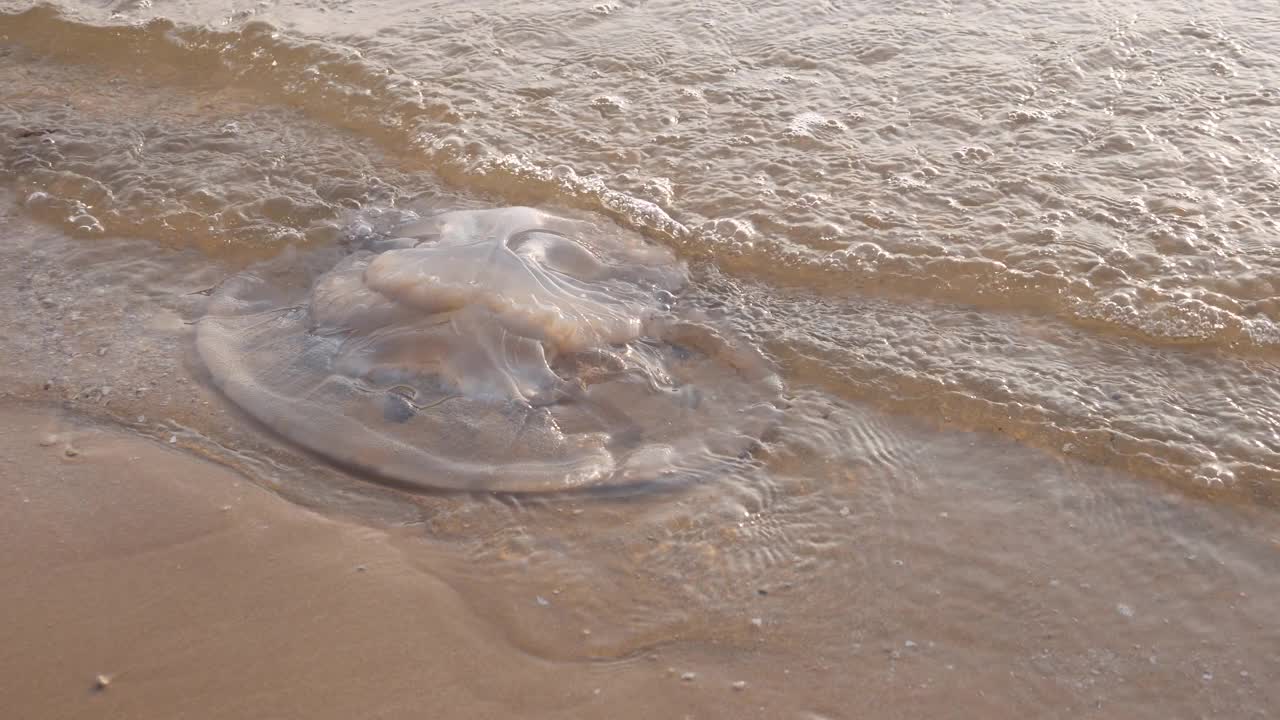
[198,207,780,492]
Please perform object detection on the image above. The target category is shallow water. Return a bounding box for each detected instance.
[3,0,1280,716]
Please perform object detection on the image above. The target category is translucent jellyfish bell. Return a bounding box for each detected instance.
[198,207,781,492]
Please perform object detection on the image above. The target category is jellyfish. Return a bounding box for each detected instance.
[197,207,780,492]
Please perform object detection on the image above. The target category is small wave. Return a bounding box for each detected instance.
[0,5,696,252]
[712,271,1280,503]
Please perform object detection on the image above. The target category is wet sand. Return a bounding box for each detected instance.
[6,399,1279,719]
[0,404,742,720]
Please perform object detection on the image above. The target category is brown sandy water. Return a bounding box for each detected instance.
[2,1,1280,717]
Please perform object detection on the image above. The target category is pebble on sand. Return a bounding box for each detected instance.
[94,674,111,691]
[731,680,747,691]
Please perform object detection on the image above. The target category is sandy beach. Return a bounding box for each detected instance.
[5,1,1280,716]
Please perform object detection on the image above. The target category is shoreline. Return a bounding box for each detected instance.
[2,201,1278,719]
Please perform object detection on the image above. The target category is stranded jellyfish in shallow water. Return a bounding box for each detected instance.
[197,207,781,492]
